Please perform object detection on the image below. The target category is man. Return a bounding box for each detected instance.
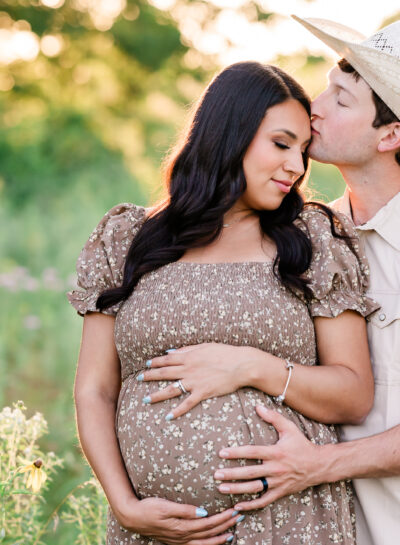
[214,17,400,545]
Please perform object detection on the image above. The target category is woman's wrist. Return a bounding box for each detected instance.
[243,349,289,396]
[111,492,140,528]
[238,347,269,388]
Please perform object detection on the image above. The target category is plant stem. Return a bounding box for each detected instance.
[32,480,92,545]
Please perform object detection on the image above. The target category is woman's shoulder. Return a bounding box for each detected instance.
[295,203,379,318]
[296,203,356,239]
[296,202,363,275]
[89,202,147,244]
[67,203,147,316]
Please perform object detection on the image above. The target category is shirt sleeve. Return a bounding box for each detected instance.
[296,206,380,318]
[67,203,146,316]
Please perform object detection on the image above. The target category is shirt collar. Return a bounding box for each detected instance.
[332,188,400,252]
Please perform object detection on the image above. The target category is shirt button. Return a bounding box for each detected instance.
[379,313,386,321]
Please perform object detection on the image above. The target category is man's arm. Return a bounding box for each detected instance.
[213,406,400,511]
[315,422,400,481]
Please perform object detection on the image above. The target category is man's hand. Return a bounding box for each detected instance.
[214,406,324,511]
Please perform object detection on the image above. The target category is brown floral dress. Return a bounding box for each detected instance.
[67,203,378,545]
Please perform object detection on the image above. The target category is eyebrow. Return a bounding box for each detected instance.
[334,83,357,100]
[272,129,311,145]
[327,71,357,101]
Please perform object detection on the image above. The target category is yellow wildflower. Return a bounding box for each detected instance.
[19,458,47,493]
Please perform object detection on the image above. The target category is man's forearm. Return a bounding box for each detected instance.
[316,424,400,483]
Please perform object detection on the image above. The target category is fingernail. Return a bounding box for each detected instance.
[231,510,239,517]
[226,536,234,543]
[195,507,208,517]
[165,412,174,421]
[214,470,224,479]
[237,515,245,523]
[143,396,151,404]
[145,359,152,367]
[219,484,230,492]
[166,348,176,353]
[219,449,229,457]
[137,373,144,381]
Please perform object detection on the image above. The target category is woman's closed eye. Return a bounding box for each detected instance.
[274,142,290,150]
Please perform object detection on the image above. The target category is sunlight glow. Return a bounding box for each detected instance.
[0,28,39,64]
[156,0,400,66]
[40,0,65,8]
[73,0,126,30]
[41,34,63,57]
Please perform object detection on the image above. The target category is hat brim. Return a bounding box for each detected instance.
[292,15,400,119]
[291,15,366,47]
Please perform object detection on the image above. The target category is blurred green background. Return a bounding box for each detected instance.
[1,0,398,542]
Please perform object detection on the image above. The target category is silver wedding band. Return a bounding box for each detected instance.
[173,379,188,395]
[259,477,269,493]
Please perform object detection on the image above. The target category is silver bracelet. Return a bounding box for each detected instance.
[274,359,294,405]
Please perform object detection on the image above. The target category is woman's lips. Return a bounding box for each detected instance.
[271,179,292,193]
[311,127,320,135]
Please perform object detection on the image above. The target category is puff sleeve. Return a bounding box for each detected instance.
[67,203,146,316]
[295,206,380,318]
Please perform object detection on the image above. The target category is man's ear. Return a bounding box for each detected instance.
[377,122,400,153]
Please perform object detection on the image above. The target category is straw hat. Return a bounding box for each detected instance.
[292,15,400,119]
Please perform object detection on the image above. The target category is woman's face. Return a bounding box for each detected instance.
[240,99,311,211]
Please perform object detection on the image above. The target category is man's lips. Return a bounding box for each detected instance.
[271,179,292,193]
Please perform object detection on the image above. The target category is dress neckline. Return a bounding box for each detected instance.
[170,260,275,266]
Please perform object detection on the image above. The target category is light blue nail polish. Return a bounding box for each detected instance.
[145,359,152,367]
[236,515,245,523]
[137,373,144,381]
[195,507,208,518]
[231,510,239,517]
[166,348,177,353]
[143,396,151,404]
[165,412,174,421]
[226,536,234,543]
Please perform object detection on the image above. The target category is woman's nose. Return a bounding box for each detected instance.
[284,150,305,178]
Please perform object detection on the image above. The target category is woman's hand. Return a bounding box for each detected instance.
[213,406,322,511]
[116,496,242,544]
[138,343,256,419]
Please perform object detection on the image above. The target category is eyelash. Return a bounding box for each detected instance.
[274,142,290,150]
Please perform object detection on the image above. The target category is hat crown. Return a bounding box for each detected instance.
[362,21,400,58]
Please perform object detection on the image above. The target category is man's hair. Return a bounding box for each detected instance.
[338,58,400,166]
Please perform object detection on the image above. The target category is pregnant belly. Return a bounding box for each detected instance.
[116,375,338,515]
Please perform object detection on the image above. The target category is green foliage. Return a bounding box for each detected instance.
[61,480,108,545]
[0,401,108,545]
[0,401,63,544]
[111,4,185,70]
[309,161,346,203]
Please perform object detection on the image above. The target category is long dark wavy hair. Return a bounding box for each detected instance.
[97,61,338,311]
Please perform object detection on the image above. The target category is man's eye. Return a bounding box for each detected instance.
[337,100,347,107]
[274,142,290,150]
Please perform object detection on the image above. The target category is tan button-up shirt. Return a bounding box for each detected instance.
[331,189,400,545]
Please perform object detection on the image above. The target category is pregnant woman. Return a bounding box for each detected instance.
[68,62,378,545]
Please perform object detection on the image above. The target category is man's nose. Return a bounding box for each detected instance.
[311,92,325,118]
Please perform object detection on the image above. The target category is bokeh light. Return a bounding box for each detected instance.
[40,0,65,8]
[40,34,64,57]
[0,28,39,64]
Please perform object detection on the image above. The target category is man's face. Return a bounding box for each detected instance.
[309,66,378,167]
